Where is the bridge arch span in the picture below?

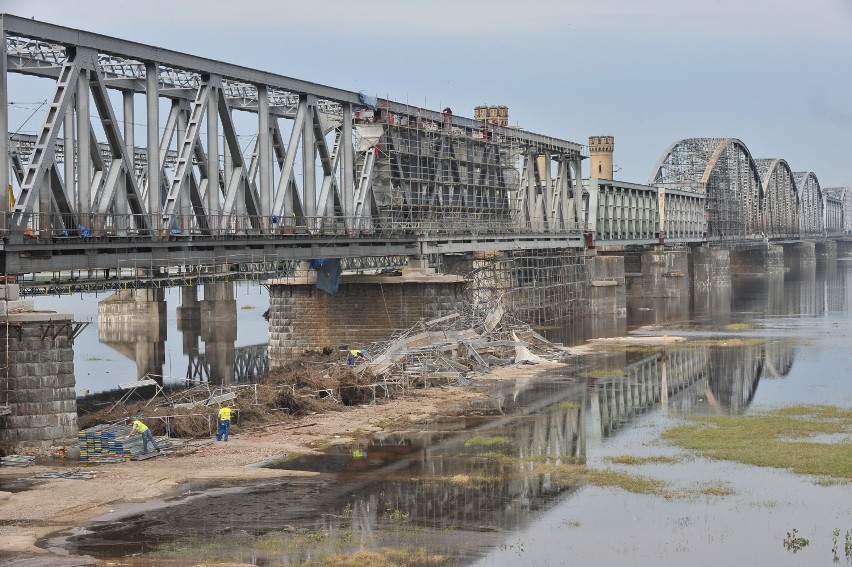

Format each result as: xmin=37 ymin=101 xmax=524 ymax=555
xmin=650 ymin=138 xmax=762 ymax=239
xmin=794 ymin=172 xmax=823 ymax=234
xmin=754 ymin=158 xmax=798 ymax=237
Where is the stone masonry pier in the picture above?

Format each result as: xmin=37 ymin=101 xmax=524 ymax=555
xmin=266 ymin=261 xmax=468 ymax=366
xmin=0 ymin=283 xmax=79 ymax=455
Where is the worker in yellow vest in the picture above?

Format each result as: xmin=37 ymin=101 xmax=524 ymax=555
xmin=216 ymin=405 xmax=232 ymax=441
xmin=127 ymin=418 xmax=160 ymax=454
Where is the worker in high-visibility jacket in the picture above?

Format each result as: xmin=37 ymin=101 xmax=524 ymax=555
xmin=347 ymin=349 xmax=367 ymax=366
xmin=216 ymin=405 xmax=232 ymax=441
xmin=127 ymin=419 xmax=160 ymax=454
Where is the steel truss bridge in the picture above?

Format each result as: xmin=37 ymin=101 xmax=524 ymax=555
xmin=0 ymin=14 xmax=586 ymax=278
xmin=0 ymin=16 xmax=847 ymax=287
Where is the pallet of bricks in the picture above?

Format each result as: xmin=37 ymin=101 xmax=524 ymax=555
xmin=78 ymin=423 xmax=134 ymax=463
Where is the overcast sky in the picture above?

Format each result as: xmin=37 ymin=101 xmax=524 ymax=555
xmin=4 ymin=0 xmax=852 ymax=186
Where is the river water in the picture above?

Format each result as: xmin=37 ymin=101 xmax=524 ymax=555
xmin=33 ymin=259 xmax=852 ymax=565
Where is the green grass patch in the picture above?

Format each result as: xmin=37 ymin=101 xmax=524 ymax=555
xmin=586 ymin=469 xmax=667 ymax=495
xmin=699 ymin=482 xmax=736 ymax=497
xmin=606 ymin=455 xmax=680 ymax=466
xmin=557 ymin=401 xmax=579 ymax=410
xmin=718 ymin=322 xmax=758 ymax=332
xmin=661 ymin=405 xmax=852 ymax=480
xmin=464 ymin=435 xmax=514 ymax=448
xmin=291 ymin=547 xmax=448 ymax=567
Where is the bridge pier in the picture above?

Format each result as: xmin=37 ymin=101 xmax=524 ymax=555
xmin=730 ymin=244 xmax=784 ymax=276
xmin=199 ymin=282 xmax=237 ymax=384
xmin=815 ymin=239 xmax=838 ymax=260
xmin=586 ymin=255 xmax=626 ymax=316
xmin=781 ymin=241 xmax=815 ymax=275
xmin=837 ymin=239 xmax=852 ymax=257
xmin=97 ymin=289 xmax=167 ymax=382
xmin=177 ymin=285 xmax=201 ymax=364
xmin=691 ymin=246 xmax=732 ymax=319
xmin=0 ymin=283 xmax=79 ymax=456
xmin=625 ymin=249 xmax=689 ymax=300
xmin=267 ymin=260 xmax=468 ymax=365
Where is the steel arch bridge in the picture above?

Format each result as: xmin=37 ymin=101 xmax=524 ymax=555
xmin=650 ymin=138 xmax=762 ymax=240
xmin=754 ymin=158 xmax=798 ymax=237
xmin=650 ymin=137 xmax=842 ymax=240
xmin=794 ymin=171 xmax=824 ymax=234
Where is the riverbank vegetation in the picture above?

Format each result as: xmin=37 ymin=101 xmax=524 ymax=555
xmin=661 ymin=405 xmax=852 ymax=481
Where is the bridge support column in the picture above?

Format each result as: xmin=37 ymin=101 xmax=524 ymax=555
xmin=625 ymin=249 xmax=689 ymax=299
xmin=0 ymin=283 xmax=79 ymax=456
xmin=586 ymin=256 xmax=625 ymax=316
xmin=781 ymin=242 xmax=815 ymax=276
xmin=177 ymin=286 xmax=202 ymax=372
xmin=97 ymin=289 xmax=167 ymax=382
xmin=266 ymin=266 xmax=468 ymax=365
xmin=815 ymin=239 xmax=837 ymax=260
xmin=200 ymin=282 xmax=237 ymax=384
xmin=691 ymin=246 xmax=731 ymax=319
xmin=837 ymin=239 xmax=852 ymax=257
xmin=729 ymin=244 xmax=784 ymax=276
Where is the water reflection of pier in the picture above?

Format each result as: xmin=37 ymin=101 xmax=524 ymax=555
xmin=186 ymin=343 xmax=268 ymax=384
xmin=98 ymin=282 xmax=268 ymax=387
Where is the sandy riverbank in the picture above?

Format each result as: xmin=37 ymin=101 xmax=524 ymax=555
xmin=0 ymin=333 xmax=684 ymax=563
xmin=0 ymin=379 xmax=495 ymax=561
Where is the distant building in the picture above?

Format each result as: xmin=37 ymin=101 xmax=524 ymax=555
xmin=589 ymin=136 xmax=615 ymax=180
xmin=474 ymin=105 xmax=509 ymax=126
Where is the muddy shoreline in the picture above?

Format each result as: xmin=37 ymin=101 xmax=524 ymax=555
xmin=0 ymin=371 xmax=517 ymax=564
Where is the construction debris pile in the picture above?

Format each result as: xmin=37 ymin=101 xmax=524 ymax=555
xmin=359 ymin=300 xmax=571 ymax=388
xmin=78 ymin=300 xmax=570 ymax=445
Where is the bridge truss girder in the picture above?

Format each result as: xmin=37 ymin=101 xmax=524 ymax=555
xmin=1 ymin=14 xmax=585 ymax=266
xmin=584 ymin=178 xmax=705 ymax=245
xmin=822 ymin=187 xmax=848 ymax=234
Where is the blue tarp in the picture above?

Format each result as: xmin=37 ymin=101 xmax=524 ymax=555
xmin=310 ymin=258 xmax=342 ymax=295
xmin=358 ymin=91 xmax=378 ymax=111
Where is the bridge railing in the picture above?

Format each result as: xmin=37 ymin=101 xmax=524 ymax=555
xmin=9 ymin=211 xmax=584 ymax=241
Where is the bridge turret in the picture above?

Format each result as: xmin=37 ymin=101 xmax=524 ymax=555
xmin=589 ymin=135 xmax=615 ymax=180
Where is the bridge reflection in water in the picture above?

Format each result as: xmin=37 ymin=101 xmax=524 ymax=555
xmin=66 ymin=339 xmax=794 ymax=563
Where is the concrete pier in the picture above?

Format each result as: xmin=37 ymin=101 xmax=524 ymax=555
xmin=0 ymin=284 xmax=79 ymax=455
xmin=97 ymin=289 xmax=167 ymax=381
xmin=586 ymin=255 xmax=626 ymax=316
xmin=730 ymin=244 xmax=784 ymax=276
xmin=625 ymin=249 xmax=689 ymax=299
xmin=815 ymin=239 xmax=838 ymax=260
xmin=199 ymin=282 xmax=237 ymax=384
xmin=781 ymin=241 xmax=815 ymax=276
